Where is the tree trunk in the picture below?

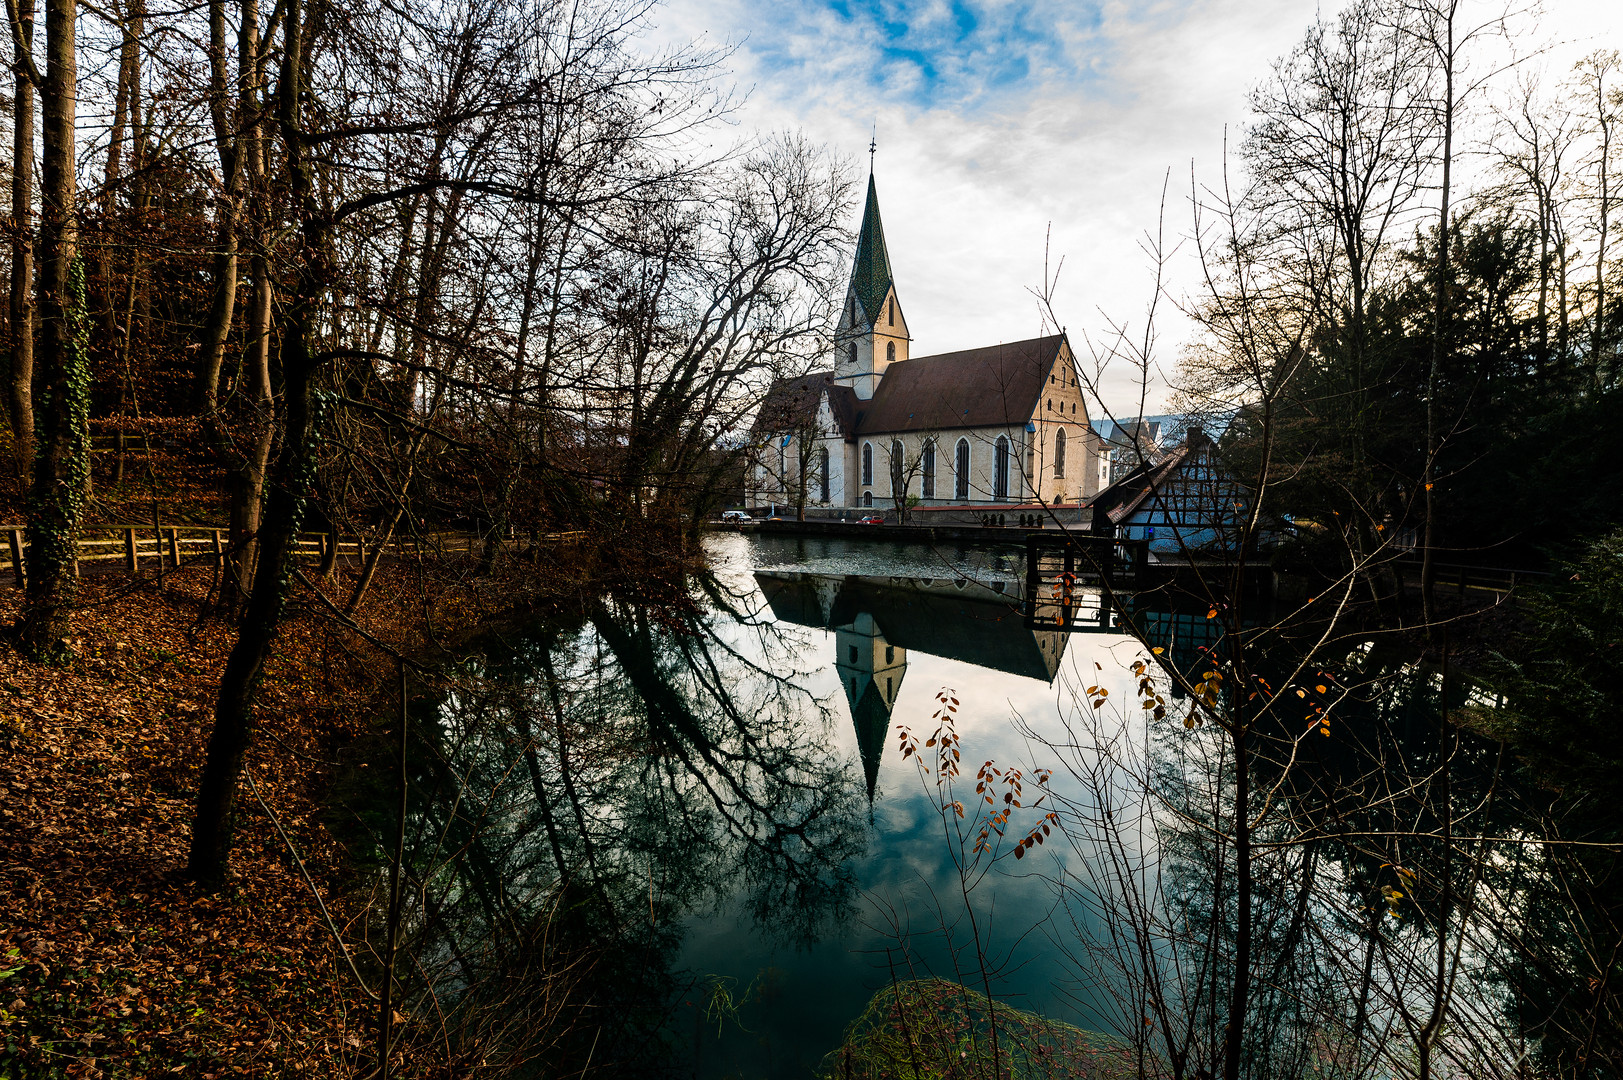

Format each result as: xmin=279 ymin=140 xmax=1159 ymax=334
xmin=187 ymin=0 xmax=324 ymax=885
xmin=1421 ymin=12 xmax=1456 ymax=630
xmin=196 ymin=0 xmax=242 ymax=416
xmin=347 ymin=505 xmax=402 ymax=615
xmin=1594 ymin=72 xmax=1613 ymax=388
xmin=8 ymin=0 xmax=36 ymax=479
xmin=186 ymin=306 xmax=320 ymax=882
xmin=207 ymin=0 xmax=270 ymax=614
xmin=96 ymin=0 xmax=138 ymax=417
xmin=17 ymin=0 xmax=84 ymax=661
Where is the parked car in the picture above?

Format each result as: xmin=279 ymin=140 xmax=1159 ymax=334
xmin=720 ymin=510 xmax=755 ymax=524
xmin=857 ymin=515 xmax=885 ymax=525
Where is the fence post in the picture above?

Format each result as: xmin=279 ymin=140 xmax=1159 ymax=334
xmin=125 ymin=528 xmax=138 ymax=573
xmin=212 ymin=530 xmax=224 ymax=566
xmin=167 ymin=528 xmax=181 ymax=568
xmin=8 ymin=528 xmax=24 ymax=589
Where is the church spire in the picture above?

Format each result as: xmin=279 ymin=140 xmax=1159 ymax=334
xmin=849 ymin=174 xmax=895 ymax=326
xmin=834 ymin=161 xmax=907 ymax=401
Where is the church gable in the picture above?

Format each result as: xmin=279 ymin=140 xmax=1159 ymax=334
xmin=837 ymin=283 xmax=908 ymax=343
xmin=1034 ymin=339 xmax=1090 ymax=424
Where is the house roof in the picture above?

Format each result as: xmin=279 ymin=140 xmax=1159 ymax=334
xmin=1093 ymin=445 xmax=1193 ymax=525
xmin=751 ymin=371 xmax=835 ymax=436
xmin=852 ymin=334 xmax=1065 ymax=436
xmin=825 ymin=384 xmax=859 ymax=437
xmin=752 ymin=370 xmax=859 ymax=438
xmin=850 ymin=175 xmax=895 ymax=323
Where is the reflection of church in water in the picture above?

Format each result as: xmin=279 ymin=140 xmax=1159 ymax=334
xmin=756 ymin=571 xmax=1070 ymax=800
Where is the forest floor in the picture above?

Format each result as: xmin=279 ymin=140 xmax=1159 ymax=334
xmin=0 ymin=539 xmax=648 ymax=1078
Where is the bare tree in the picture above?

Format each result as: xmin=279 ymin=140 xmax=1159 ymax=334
xmin=14 ymin=0 xmax=85 ymax=660
xmin=1572 ymin=50 xmax=1621 ymax=387
xmin=1490 ymin=70 xmax=1577 ymax=376
xmin=5 ymin=0 xmax=34 ymax=478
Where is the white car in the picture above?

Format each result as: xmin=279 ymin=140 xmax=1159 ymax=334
xmin=720 ymin=510 xmax=755 ymax=524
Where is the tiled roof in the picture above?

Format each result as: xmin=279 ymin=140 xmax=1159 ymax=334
xmin=852 ymin=335 xmax=1064 ymax=435
xmin=751 ymin=371 xmax=862 ymax=439
xmin=1094 ymin=445 xmax=1192 ymax=524
xmin=825 ymin=384 xmax=859 ymax=437
xmin=751 ymin=371 xmax=835 ymax=435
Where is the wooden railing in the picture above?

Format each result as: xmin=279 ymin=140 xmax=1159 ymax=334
xmin=0 ymin=526 xmax=492 ymax=588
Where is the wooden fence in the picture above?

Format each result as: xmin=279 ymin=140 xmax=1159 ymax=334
xmin=0 ymin=526 xmax=490 ymax=588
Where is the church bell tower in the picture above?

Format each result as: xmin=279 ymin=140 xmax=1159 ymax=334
xmin=834 ymin=169 xmax=910 ymax=400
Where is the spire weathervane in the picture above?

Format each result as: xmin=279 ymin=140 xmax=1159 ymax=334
xmin=869 ymin=125 xmax=877 ymax=172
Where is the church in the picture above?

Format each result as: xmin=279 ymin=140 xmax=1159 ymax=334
xmin=750 ymin=171 xmax=1109 ymax=513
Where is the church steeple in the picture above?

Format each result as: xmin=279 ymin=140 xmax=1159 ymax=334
xmin=850 ymin=176 xmax=895 ymax=326
xmin=834 ymin=172 xmax=910 ymax=399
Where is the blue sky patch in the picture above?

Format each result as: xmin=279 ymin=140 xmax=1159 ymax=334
xmin=747 ymin=0 xmax=1112 ymax=114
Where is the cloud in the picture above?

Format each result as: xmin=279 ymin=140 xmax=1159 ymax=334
xmin=648 ymin=0 xmax=1623 ymax=416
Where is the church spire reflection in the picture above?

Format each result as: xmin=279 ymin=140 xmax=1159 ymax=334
xmin=757 ymin=570 xmax=1076 ymax=803
xmin=834 ymin=613 xmax=906 ymax=801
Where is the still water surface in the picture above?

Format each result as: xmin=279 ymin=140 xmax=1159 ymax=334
xmin=388 ymin=533 xmax=1188 ymax=1078
xmin=676 ymin=533 xmax=1152 ymax=1077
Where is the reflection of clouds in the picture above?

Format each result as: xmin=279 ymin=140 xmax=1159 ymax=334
xmin=675 ymin=536 xmax=1161 ymax=1062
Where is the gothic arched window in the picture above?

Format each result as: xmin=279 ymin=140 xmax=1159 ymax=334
xmin=848 ymin=341 xmax=857 ymax=366
xmin=1054 ymin=428 xmax=1067 ymax=479
xmin=890 ymin=440 xmax=905 ymax=497
xmin=818 ymin=446 xmax=830 ymax=503
xmin=861 ymin=442 xmax=873 ymax=486
xmin=886 ymin=340 xmax=895 ymax=364
xmin=863 ymin=491 xmax=873 ymax=507
xmin=888 ymin=297 xmax=894 ymax=325
xmin=921 ymin=440 xmax=936 ymax=498
xmin=955 ymin=439 xmax=970 ymax=500
xmin=994 ymin=436 xmax=1010 ymax=500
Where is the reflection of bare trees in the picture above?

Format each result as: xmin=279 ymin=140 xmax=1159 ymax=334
xmin=1011 ymin=620 xmax=1621 ymax=1080
xmin=345 ymin=581 xmax=865 ymax=1074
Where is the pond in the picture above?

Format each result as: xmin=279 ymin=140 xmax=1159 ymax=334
xmin=350 ymin=531 xmax=1180 ymax=1078
xmin=679 ymin=534 xmax=1148 ymax=1077
xmin=333 ymin=530 xmax=1621 ymax=1079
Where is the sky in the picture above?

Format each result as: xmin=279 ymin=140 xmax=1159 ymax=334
xmin=646 ymin=0 xmax=1623 ymax=418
